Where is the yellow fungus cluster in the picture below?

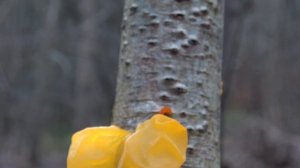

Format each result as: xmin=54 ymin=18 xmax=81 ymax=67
xmin=67 ymin=114 xmax=187 ymax=168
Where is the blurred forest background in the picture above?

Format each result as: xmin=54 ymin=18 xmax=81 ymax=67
xmin=0 ymin=0 xmax=299 ymax=168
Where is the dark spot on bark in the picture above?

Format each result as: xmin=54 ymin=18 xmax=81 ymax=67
xmin=163 ymin=44 xmax=181 ymax=55
xmin=191 ymin=7 xmax=201 ymax=17
xmin=172 ymin=29 xmax=186 ymax=39
xmin=163 ymin=19 xmax=174 ymax=27
xmin=125 ymin=59 xmax=131 ymax=66
xmin=200 ymin=7 xmax=209 ymax=16
xmin=204 ymin=101 xmax=210 ymax=108
xmin=142 ymin=10 xmax=150 ymax=17
xmin=207 ymin=1 xmax=215 ymax=7
xmin=164 ymin=65 xmax=174 ymax=70
xmin=150 ymin=14 xmax=158 ymax=19
xmin=130 ymin=23 xmax=137 ymax=29
xmin=162 ymin=76 xmax=177 ymax=85
xmin=125 ymin=75 xmax=131 ymax=79
xmin=147 ymin=39 xmax=158 ymax=47
xmin=129 ymin=3 xmax=138 ymax=14
xmin=187 ymin=146 xmax=194 ymax=155
xmin=200 ymin=21 xmax=211 ymax=29
xmin=179 ymin=112 xmax=187 ymax=118
xmin=138 ymin=26 xmax=146 ymax=33
xmin=188 ymin=16 xmax=197 ymax=22
xmin=196 ymin=121 xmax=208 ymax=133
xmin=181 ymin=43 xmax=190 ymax=49
xmin=188 ymin=38 xmax=199 ymax=45
xmin=196 ymin=125 xmax=205 ymax=133
xmin=170 ymin=48 xmax=179 ymax=55
xmin=169 ymin=11 xmax=185 ymax=20
xmin=148 ymin=20 xmax=160 ymax=28
xmin=159 ymin=92 xmax=171 ymax=101
xmin=204 ymin=44 xmax=210 ymax=51
xmin=187 ymin=125 xmax=194 ymax=132
xmin=171 ymin=83 xmax=188 ymax=95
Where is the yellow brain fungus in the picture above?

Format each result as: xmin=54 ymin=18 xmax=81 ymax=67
xmin=67 ymin=126 xmax=130 ymax=168
xmin=118 ymin=114 xmax=188 ymax=168
xmin=67 ymin=111 xmax=188 ymax=168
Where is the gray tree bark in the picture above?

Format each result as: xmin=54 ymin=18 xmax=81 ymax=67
xmin=113 ymin=0 xmax=223 ymax=167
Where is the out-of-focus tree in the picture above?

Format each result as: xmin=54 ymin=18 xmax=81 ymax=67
xmin=222 ymin=0 xmax=300 ymax=167
xmin=73 ymin=0 xmax=124 ymax=129
xmin=223 ymin=0 xmax=300 ymax=133
xmin=0 ymin=0 xmax=123 ymax=167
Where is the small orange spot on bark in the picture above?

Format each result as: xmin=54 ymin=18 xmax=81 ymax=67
xmin=159 ymin=106 xmax=173 ymax=115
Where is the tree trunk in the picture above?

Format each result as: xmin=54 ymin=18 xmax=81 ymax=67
xmin=113 ymin=0 xmax=223 ymax=167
